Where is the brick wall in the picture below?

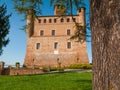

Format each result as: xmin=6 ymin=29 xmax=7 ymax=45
xmin=9 ymin=69 xmax=43 ymax=75
xmin=0 ymin=68 xmax=43 ymax=75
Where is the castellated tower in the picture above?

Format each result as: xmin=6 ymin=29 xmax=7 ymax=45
xmin=26 ymin=9 xmax=34 ymax=38
xmin=54 ymin=5 xmax=65 ymax=15
xmin=24 ymin=5 xmax=89 ymax=68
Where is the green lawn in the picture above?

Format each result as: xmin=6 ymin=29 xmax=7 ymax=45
xmin=0 ymin=72 xmax=92 ymax=90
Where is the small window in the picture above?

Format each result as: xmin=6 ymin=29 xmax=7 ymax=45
xmin=67 ymin=29 xmax=71 ymax=35
xmin=52 ymin=30 xmax=55 ymax=36
xmin=36 ymin=43 xmax=40 ymax=49
xmin=54 ymin=42 xmax=58 ymax=49
xmin=49 ymin=19 xmax=52 ymax=23
xmin=44 ymin=19 xmax=46 ymax=23
xmin=54 ymin=19 xmax=57 ymax=23
xmin=67 ymin=18 xmax=70 ymax=22
xmin=67 ymin=42 xmax=71 ymax=49
xmin=40 ymin=30 xmax=44 ymax=36
xmin=38 ymin=19 xmax=41 ymax=23
xmin=73 ymin=18 xmax=76 ymax=22
xmin=61 ymin=18 xmax=64 ymax=22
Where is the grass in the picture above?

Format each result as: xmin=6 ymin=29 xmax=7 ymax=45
xmin=0 ymin=72 xmax=92 ymax=90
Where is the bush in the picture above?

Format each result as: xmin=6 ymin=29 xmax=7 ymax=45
xmin=90 ymin=63 xmax=92 ymax=65
xmin=50 ymin=67 xmax=58 ymax=71
xmin=67 ymin=64 xmax=92 ymax=69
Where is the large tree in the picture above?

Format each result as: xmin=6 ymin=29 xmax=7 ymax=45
xmin=90 ymin=0 xmax=120 ymax=90
xmin=0 ymin=4 xmax=11 ymax=55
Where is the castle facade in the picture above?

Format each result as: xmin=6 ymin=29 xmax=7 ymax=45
xmin=24 ymin=5 xmax=89 ymax=68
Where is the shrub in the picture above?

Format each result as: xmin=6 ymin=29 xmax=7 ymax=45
xmin=50 ymin=67 xmax=58 ymax=71
xmin=16 ymin=62 xmax=20 ymax=65
xmin=67 ymin=64 xmax=92 ymax=69
xmin=90 ymin=63 xmax=92 ymax=65
xmin=15 ymin=62 xmax=20 ymax=69
xmin=15 ymin=62 xmax=20 ymax=67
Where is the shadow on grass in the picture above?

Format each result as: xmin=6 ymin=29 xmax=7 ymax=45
xmin=74 ymin=80 xmax=92 ymax=90
xmin=75 ymin=79 xmax=91 ymax=83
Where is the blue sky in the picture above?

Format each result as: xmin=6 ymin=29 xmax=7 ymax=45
xmin=0 ymin=0 xmax=91 ymax=66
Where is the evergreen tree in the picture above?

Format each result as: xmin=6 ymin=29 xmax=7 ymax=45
xmin=0 ymin=4 xmax=11 ymax=55
xmin=12 ymin=0 xmax=43 ymax=37
xmin=12 ymin=0 xmax=43 ymax=18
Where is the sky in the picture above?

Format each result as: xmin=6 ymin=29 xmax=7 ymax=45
xmin=0 ymin=0 xmax=92 ymax=66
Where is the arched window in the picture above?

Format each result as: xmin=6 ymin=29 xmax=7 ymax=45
xmin=54 ymin=19 xmax=57 ymax=23
xmin=38 ymin=19 xmax=41 ymax=23
xmin=49 ymin=19 xmax=52 ymax=23
xmin=61 ymin=18 xmax=64 ymax=22
xmin=67 ymin=18 xmax=70 ymax=22
xmin=44 ymin=19 xmax=46 ymax=23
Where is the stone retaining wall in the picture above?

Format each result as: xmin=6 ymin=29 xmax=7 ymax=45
xmin=0 ymin=68 xmax=43 ymax=75
xmin=9 ymin=69 xmax=43 ymax=75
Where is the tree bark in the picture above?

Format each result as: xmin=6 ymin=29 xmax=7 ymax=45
xmin=90 ymin=0 xmax=120 ymax=90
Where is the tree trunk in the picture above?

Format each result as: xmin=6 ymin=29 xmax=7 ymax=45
xmin=90 ymin=0 xmax=120 ymax=90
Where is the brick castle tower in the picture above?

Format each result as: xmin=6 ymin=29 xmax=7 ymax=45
xmin=24 ymin=5 xmax=89 ymax=68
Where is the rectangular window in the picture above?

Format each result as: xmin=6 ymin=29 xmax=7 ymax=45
xmin=40 ymin=30 xmax=44 ymax=36
xmin=67 ymin=29 xmax=71 ymax=35
xmin=67 ymin=42 xmax=71 ymax=49
xmin=61 ymin=18 xmax=64 ymax=22
xmin=36 ymin=43 xmax=40 ymax=49
xmin=54 ymin=42 xmax=58 ymax=49
xmin=52 ymin=30 xmax=55 ymax=36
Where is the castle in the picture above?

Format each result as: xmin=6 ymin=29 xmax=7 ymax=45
xmin=24 ymin=5 xmax=89 ymax=68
